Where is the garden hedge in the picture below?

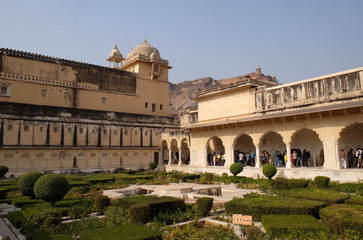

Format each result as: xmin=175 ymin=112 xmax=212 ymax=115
xmin=79 ymin=224 xmax=162 ymax=240
xmin=18 ymin=171 xmax=43 ymax=198
xmin=128 ymin=204 xmax=151 ymax=224
xmin=345 ymin=196 xmax=363 ymax=205
xmin=320 ymin=204 xmax=363 ymax=238
xmin=195 ymin=197 xmax=213 ymax=217
xmin=94 ymin=195 xmax=110 ymax=213
xmin=115 ymin=195 xmax=186 ymax=217
xmin=284 ymin=189 xmax=350 ymax=205
xmin=0 ymin=165 xmax=9 ymax=178
xmin=149 ymin=162 xmax=157 ymax=170
xmin=314 ymin=176 xmax=330 ymax=188
xmin=262 ymin=215 xmax=329 ymax=238
xmin=271 ymin=178 xmax=310 ymax=190
xmin=11 ymin=196 xmax=44 ymax=208
xmin=330 ymin=182 xmax=363 ymax=195
xmin=225 ymin=196 xmax=326 ymax=221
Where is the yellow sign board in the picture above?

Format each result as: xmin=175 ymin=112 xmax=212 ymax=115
xmin=232 ymin=214 xmax=243 ymax=224
xmin=233 ymin=214 xmax=252 ymax=225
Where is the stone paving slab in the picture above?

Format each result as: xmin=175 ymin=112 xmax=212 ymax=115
xmin=0 ymin=218 xmax=18 ymax=240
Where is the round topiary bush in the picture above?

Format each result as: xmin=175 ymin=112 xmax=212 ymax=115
xmin=149 ymin=162 xmax=157 ymax=171
xmin=262 ymin=164 xmax=277 ymax=180
xmin=201 ymin=172 xmax=214 ymax=183
xmin=0 ymin=165 xmax=9 ymax=178
xmin=18 ymin=171 xmax=43 ymax=198
xmin=128 ymin=204 xmax=151 ymax=224
xmin=230 ymin=163 xmax=243 ymax=177
xmin=195 ymin=197 xmax=214 ymax=217
xmin=314 ymin=176 xmax=330 ymax=188
xmin=34 ymin=174 xmax=70 ymax=205
xmin=95 ymin=195 xmax=111 ymax=214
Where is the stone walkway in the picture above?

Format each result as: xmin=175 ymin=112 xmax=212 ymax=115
xmin=103 ymin=183 xmax=260 ymax=202
xmin=0 ymin=203 xmax=25 ymax=240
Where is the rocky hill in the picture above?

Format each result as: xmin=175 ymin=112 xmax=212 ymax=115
xmin=169 ymin=67 xmax=278 ymax=114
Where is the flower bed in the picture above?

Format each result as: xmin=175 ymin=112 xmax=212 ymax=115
xmin=114 ymin=195 xmax=186 ymax=217
xmin=284 ymin=188 xmax=350 ymax=205
xmin=320 ymin=204 xmax=363 ymax=238
xmin=79 ymin=224 xmax=162 ymax=240
xmin=225 ymin=196 xmax=326 ymax=221
xmin=262 ymin=215 xmax=329 ymax=238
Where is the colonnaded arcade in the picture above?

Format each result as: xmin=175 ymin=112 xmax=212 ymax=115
xmin=162 ymin=67 xmax=363 ymax=182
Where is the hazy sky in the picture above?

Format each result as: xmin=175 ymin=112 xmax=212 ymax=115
xmin=1 ymin=0 xmax=362 ymax=84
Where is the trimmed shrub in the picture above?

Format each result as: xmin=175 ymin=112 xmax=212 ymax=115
xmin=32 ymin=233 xmax=74 ymax=240
xmin=262 ymin=215 xmax=329 ymax=239
xmin=11 ymin=196 xmax=43 ymax=208
xmin=225 ymin=196 xmax=326 ymax=221
xmin=262 ymin=164 xmax=276 ymax=180
xmin=201 ymin=172 xmax=214 ymax=183
xmin=271 ymin=178 xmax=310 ymax=190
xmin=18 ymin=171 xmax=43 ymax=198
xmin=34 ymin=174 xmax=70 ymax=205
xmin=180 ymin=173 xmax=200 ymax=182
xmin=149 ymin=162 xmax=157 ymax=171
xmin=128 ymin=204 xmax=151 ymax=224
xmin=114 ymin=195 xmax=186 ymax=217
xmin=330 ymin=182 xmax=363 ymax=195
xmin=79 ymin=224 xmax=162 ymax=240
xmin=195 ymin=197 xmax=213 ymax=217
xmin=7 ymin=211 xmax=25 ymax=228
xmin=320 ymin=204 xmax=363 ymax=238
xmin=0 ymin=165 xmax=9 ymax=178
xmin=314 ymin=176 xmax=330 ymax=188
xmin=104 ymin=206 xmax=128 ymax=225
xmin=284 ymin=189 xmax=350 ymax=206
xmin=0 ymin=188 xmax=7 ymax=199
xmin=345 ymin=196 xmax=363 ymax=205
xmin=245 ymin=225 xmax=266 ymax=240
xmin=94 ymin=195 xmax=110 ymax=213
xmin=230 ymin=163 xmax=243 ymax=177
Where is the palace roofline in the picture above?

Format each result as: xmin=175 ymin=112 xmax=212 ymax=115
xmin=0 ymin=48 xmax=137 ymax=77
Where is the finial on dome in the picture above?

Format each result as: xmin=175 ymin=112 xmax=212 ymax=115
xmin=144 ymin=37 xmax=147 ymax=43
xmin=114 ymin=43 xmax=118 ymax=49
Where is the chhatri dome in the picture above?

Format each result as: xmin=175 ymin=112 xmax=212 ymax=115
xmin=106 ymin=44 xmax=124 ymax=68
xmin=122 ymin=37 xmax=170 ymax=69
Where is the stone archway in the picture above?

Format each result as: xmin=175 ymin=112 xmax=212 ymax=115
xmin=291 ymin=128 xmax=323 ymax=167
xmin=206 ymin=137 xmax=225 ymax=166
xmin=161 ymin=140 xmax=169 ymax=165
xmin=338 ymin=122 xmax=363 ymax=168
xmin=259 ymin=131 xmax=285 ymax=167
xmin=233 ymin=134 xmax=255 ymax=166
xmin=180 ymin=138 xmax=190 ymax=165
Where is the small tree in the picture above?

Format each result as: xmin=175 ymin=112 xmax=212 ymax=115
xmin=18 ymin=171 xmax=43 ymax=198
xmin=128 ymin=204 xmax=151 ymax=224
xmin=0 ymin=165 xmax=9 ymax=178
xmin=230 ymin=163 xmax=243 ymax=177
xmin=94 ymin=195 xmax=111 ymax=214
xmin=262 ymin=164 xmax=277 ymax=180
xmin=34 ymin=174 xmax=70 ymax=205
xmin=149 ymin=162 xmax=157 ymax=171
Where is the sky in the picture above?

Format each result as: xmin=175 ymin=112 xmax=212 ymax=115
xmin=1 ymin=0 xmax=362 ymax=84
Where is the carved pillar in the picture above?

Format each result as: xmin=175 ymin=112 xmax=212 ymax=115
xmin=178 ymin=147 xmax=182 ymax=165
xmin=255 ymin=147 xmax=260 ymax=168
xmin=159 ymin=149 xmax=163 ymax=166
xmin=168 ymin=148 xmax=172 ymax=165
xmin=286 ymin=144 xmax=292 ymax=168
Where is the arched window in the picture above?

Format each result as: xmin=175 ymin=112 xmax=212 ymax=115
xmin=0 ymin=83 xmax=10 ymax=96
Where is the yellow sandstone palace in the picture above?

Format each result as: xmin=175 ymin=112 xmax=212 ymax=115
xmin=1 ymin=40 xmax=362 ymax=181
